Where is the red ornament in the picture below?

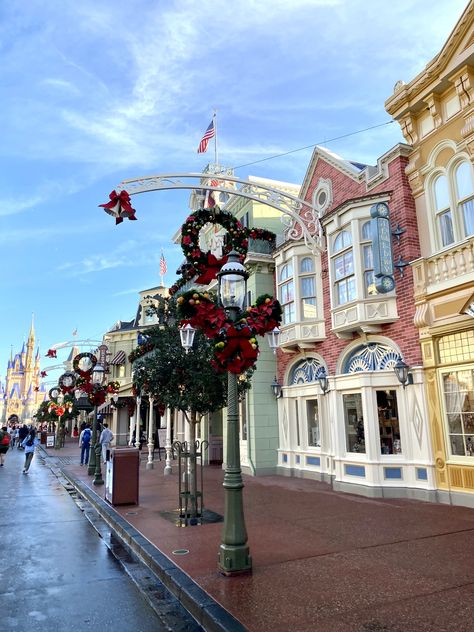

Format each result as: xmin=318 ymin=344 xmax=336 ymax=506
xmin=100 ymin=189 xmax=137 ymax=224
xmin=46 ymin=349 xmax=57 ymax=358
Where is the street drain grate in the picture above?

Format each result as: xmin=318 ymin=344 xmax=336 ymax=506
xmin=172 ymin=549 xmax=189 ymax=555
xmin=126 ymin=511 xmax=138 ymax=515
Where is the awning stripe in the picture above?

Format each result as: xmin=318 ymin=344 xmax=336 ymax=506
xmin=110 ymin=350 xmax=126 ymax=365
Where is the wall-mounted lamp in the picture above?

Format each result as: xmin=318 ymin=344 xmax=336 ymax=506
xmin=394 ymin=359 xmax=414 ymax=388
xmin=393 ymin=255 xmax=409 ymax=277
xmin=317 ymin=371 xmax=330 ymax=395
xmin=271 ymin=376 xmax=282 ymax=399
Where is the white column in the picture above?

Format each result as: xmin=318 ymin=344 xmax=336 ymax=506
xmin=164 ymin=408 xmax=173 ymax=476
xmin=146 ymin=395 xmax=155 ymax=470
xmin=129 ymin=395 xmax=140 ymax=446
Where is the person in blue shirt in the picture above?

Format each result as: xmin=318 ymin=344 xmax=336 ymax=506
xmin=79 ymin=424 xmax=92 ymax=466
xmin=21 ymin=428 xmax=39 ymax=474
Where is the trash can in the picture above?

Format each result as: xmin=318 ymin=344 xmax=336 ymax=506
xmin=105 ymin=448 xmax=139 ymax=506
xmin=40 ymin=431 xmax=47 ymax=445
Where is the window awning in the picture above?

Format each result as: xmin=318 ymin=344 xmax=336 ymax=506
xmin=110 ymin=350 xmax=126 ymax=365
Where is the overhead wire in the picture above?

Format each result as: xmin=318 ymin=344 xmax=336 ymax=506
xmin=228 ymin=120 xmax=396 ymax=172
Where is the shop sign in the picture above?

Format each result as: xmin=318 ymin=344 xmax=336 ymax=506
xmin=370 ymin=202 xmax=395 ymax=293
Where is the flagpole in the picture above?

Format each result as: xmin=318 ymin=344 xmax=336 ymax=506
xmin=213 ymin=109 xmax=218 ymax=167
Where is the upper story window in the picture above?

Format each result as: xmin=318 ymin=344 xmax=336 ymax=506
xmin=279 ymin=262 xmax=295 ymax=324
xmin=361 ymin=221 xmax=378 ymax=297
xmin=332 ymin=230 xmax=355 ymax=305
xmin=300 ymin=257 xmax=317 ymax=319
xmin=430 ymin=159 xmax=474 ymax=249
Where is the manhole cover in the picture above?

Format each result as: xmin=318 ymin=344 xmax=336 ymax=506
xmin=172 ymin=549 xmax=189 ymax=555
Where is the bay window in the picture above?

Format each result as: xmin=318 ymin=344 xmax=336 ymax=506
xmin=333 ymin=230 xmax=355 ymax=305
xmin=300 ymin=257 xmax=317 ymax=319
xmin=279 ymin=262 xmax=295 ymax=324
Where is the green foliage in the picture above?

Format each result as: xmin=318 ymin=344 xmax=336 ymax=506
xmin=132 ymin=296 xmax=253 ymax=417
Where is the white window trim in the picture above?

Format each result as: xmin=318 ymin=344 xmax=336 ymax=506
xmin=277 ymin=253 xmax=322 ymax=325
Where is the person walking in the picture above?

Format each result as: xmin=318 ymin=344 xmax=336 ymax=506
xmin=79 ymin=424 xmax=92 ymax=466
xmin=21 ymin=428 xmax=39 ymax=473
xmin=0 ymin=426 xmax=11 ymax=467
xmin=99 ymin=423 xmax=114 ymax=464
xmin=18 ymin=424 xmax=28 ymax=450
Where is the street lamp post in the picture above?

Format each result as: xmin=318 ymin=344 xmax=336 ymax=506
xmin=216 ymin=252 xmax=252 ymax=576
xmin=178 ymin=251 xmax=281 ymax=574
xmin=55 ymin=392 xmax=64 ymax=450
xmin=88 ymin=363 xmax=105 ymax=478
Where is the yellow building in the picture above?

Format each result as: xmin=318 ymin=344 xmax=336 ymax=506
xmin=1 ymin=318 xmax=46 ymax=424
xmin=385 ymin=0 xmax=474 ymax=506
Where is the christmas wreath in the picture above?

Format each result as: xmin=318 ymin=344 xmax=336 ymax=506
xmin=169 ymin=208 xmax=275 ymax=294
xmin=177 ymin=290 xmax=282 ymax=374
xmin=73 ymin=352 xmax=97 ymax=379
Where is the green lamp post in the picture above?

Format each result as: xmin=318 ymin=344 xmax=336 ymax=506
xmin=216 ymin=251 xmax=252 ymax=575
xmin=88 ymin=363 xmax=105 ymax=479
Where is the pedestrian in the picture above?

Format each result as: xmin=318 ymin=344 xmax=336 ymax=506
xmin=73 ymin=424 xmax=79 ymax=438
xmin=21 ymin=428 xmax=39 ymax=473
xmin=99 ymin=423 xmax=114 ymax=464
xmin=11 ymin=425 xmax=19 ymax=448
xmin=18 ymin=424 xmax=28 ymax=449
xmin=0 ymin=426 xmax=11 ymax=466
xmin=80 ymin=420 xmax=86 ymax=433
xmin=79 ymin=424 xmax=92 ymax=466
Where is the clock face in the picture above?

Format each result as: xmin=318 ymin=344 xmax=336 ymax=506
xmin=376 ymin=203 xmax=389 ymax=218
xmin=49 ymin=387 xmax=60 ymax=400
xmin=376 ymin=275 xmax=395 ymax=293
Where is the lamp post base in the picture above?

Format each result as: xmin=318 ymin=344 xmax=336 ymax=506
xmin=218 ymin=544 xmax=252 ymax=576
xmin=93 ymin=443 xmax=104 ymax=485
xmin=87 ymin=446 xmax=96 ymax=476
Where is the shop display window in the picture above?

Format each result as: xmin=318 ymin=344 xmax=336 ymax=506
xmin=306 ymin=400 xmax=320 ymax=447
xmin=343 ymin=393 xmax=365 ymax=453
xmin=376 ymin=390 xmax=401 ymax=454
xmin=442 ymin=369 xmax=474 ymax=457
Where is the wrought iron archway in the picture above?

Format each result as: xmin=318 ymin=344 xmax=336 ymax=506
xmin=113 ymin=172 xmax=323 ymax=253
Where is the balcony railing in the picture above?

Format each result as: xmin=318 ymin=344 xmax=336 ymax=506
xmin=412 ymin=238 xmax=474 ymax=297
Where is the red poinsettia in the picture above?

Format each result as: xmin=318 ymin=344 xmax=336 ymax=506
xmin=40 ymin=371 xmax=48 ymax=378
xmin=46 ymin=349 xmax=57 ymax=358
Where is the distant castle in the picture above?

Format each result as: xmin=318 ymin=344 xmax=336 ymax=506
xmin=0 ymin=317 xmax=46 ymax=423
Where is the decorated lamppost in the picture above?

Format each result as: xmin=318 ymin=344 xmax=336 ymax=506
xmin=91 ymin=363 xmax=105 ymax=485
xmin=216 ymin=252 xmax=252 ymax=575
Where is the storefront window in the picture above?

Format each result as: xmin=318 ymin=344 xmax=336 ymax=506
xmin=240 ymin=394 xmax=247 ymax=441
xmin=442 ymin=369 xmax=474 ymax=457
xmin=343 ymin=393 xmax=365 ymax=453
xmin=306 ymin=400 xmax=320 ymax=447
xmin=376 ymin=390 xmax=401 ymax=454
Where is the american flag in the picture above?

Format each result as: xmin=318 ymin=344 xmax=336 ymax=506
xmin=197 ymin=119 xmax=215 ymax=153
xmin=160 ymin=252 xmax=167 ymax=276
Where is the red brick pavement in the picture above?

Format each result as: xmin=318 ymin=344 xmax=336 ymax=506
xmin=44 ymin=439 xmax=474 ymax=631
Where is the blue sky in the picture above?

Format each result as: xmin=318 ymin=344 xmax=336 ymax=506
xmin=0 ymin=0 xmax=468 ymax=385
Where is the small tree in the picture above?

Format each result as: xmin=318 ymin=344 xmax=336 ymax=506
xmin=131 ymin=296 xmax=252 ymax=518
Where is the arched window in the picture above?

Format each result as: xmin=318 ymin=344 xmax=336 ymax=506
xmin=332 ymin=230 xmax=355 ymax=305
xmin=289 ymin=358 xmax=325 ymax=384
xmin=455 ymin=161 xmax=474 ymax=238
xmin=342 ymin=342 xmax=401 ymax=373
xmin=434 ymin=174 xmax=454 ymax=247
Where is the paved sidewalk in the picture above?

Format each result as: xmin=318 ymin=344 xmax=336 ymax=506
xmin=43 ymin=440 xmax=474 ymax=631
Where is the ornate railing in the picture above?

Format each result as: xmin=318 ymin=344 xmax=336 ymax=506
xmin=412 ymin=238 xmax=474 ymax=297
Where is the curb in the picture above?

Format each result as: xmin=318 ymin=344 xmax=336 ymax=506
xmin=56 ymin=465 xmax=246 ymax=632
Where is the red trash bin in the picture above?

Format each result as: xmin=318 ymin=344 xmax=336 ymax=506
xmin=105 ymin=448 xmax=139 ymax=506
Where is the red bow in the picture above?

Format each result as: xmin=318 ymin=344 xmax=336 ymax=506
xmin=195 ymin=253 xmax=228 ymax=285
xmin=214 ymin=325 xmax=258 ymax=374
xmin=99 ymin=189 xmax=137 ymax=224
xmin=46 ymin=349 xmax=57 ymax=358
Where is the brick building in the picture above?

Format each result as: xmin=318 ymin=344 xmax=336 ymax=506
xmin=274 ymin=143 xmax=435 ymax=499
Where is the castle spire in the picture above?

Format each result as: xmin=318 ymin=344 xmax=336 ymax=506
xmin=29 ymin=313 xmax=35 ymax=343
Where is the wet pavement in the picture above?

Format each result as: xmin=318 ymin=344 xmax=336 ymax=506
xmin=0 ymin=445 xmax=201 ymax=632
xmin=15 ymin=440 xmax=474 ymax=631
